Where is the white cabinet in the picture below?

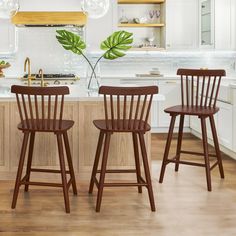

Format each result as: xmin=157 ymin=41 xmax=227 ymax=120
xmin=217 ymin=102 xmax=233 ymax=149
xmin=230 ymin=0 xmax=236 ymax=50
xmin=152 ymin=80 xmax=189 ymax=129
xmin=214 ymin=0 xmax=232 ymax=50
xmin=190 ymin=101 xmax=233 ymax=150
xmin=165 ymin=0 xmax=198 ymax=49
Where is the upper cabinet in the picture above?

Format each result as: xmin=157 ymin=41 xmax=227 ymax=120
xmin=199 ymin=0 xmax=214 ymax=48
xmin=165 ymin=0 xmax=198 ymax=49
xmin=214 ymin=0 xmax=234 ymax=50
xmin=199 ymin=0 xmax=236 ymax=50
xmin=85 ymin=0 xmax=236 ymax=51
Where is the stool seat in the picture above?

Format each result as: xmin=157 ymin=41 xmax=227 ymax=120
xmin=165 ymin=105 xmax=219 ymax=116
xmin=93 ymin=119 xmax=151 ymax=132
xmin=17 ymin=119 xmax=74 ymax=132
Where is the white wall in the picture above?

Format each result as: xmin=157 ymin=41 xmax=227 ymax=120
xmin=19 ymin=0 xmax=81 ymax=11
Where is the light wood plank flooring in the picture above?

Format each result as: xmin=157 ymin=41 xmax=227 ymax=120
xmin=0 ymin=134 xmax=236 ymax=236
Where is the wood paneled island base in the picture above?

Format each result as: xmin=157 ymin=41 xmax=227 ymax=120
xmin=0 ymin=101 xmax=150 ymax=180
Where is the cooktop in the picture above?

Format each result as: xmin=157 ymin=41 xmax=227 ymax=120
xmin=23 ymin=73 xmax=76 ymax=79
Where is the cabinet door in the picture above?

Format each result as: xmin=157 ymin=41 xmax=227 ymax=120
xmin=215 ymin=0 xmax=232 ymax=50
xmin=217 ymin=102 xmax=233 ymax=149
xmin=166 ymin=0 xmax=198 ymax=49
xmin=157 ymin=81 xmax=189 ymax=128
xmin=86 ymin=0 xmax=116 ymax=51
xmin=190 ymin=101 xmax=233 ymax=150
xmin=230 ymin=0 xmax=236 ymax=50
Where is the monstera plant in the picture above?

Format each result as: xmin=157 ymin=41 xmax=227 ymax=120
xmin=56 ymin=30 xmax=133 ymax=90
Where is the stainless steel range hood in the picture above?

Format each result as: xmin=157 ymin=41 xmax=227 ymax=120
xmin=11 ymin=11 xmax=87 ymax=27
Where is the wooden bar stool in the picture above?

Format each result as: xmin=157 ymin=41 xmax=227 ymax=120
xmin=89 ymin=86 xmax=158 ymax=212
xmin=159 ymin=69 xmax=226 ymax=191
xmin=11 ymin=85 xmax=77 ymax=213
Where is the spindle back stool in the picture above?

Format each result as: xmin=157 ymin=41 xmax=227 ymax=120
xmin=159 ymin=69 xmax=226 ymax=191
xmin=89 ymin=85 xmax=158 ymax=212
xmin=11 ymin=85 xmax=77 ymax=213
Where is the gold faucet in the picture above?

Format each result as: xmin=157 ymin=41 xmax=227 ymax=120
xmin=38 ymin=69 xmax=46 ymax=87
xmin=24 ymin=57 xmax=35 ymax=86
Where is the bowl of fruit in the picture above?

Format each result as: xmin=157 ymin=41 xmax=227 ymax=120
xmin=0 ymin=60 xmax=11 ymax=78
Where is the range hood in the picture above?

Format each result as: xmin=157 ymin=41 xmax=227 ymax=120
xmin=11 ymin=11 xmax=87 ymax=27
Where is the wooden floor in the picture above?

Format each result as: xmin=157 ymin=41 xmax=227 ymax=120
xmin=1 ymin=134 xmax=236 ymax=236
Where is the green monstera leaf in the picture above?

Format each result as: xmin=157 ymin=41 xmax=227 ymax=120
xmin=56 ymin=30 xmax=86 ymax=55
xmin=100 ymin=30 xmax=133 ymax=60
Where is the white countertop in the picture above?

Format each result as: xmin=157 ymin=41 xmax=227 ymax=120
xmin=0 ymin=78 xmax=165 ymax=101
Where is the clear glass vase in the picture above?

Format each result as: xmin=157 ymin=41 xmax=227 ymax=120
xmin=86 ymin=62 xmax=101 ymax=91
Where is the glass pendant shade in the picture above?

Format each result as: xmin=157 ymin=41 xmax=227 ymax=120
xmin=81 ymin=0 xmax=109 ymax=19
xmin=0 ymin=0 xmax=19 ymax=19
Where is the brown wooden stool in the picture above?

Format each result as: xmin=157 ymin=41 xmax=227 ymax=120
xmin=11 ymin=85 xmax=77 ymax=213
xmin=89 ymin=86 xmax=158 ymax=212
xmin=159 ymin=69 xmax=226 ymax=191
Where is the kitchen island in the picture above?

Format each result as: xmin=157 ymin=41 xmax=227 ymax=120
xmin=0 ymin=78 xmax=164 ymax=180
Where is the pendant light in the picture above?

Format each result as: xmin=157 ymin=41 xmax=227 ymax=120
xmin=81 ymin=0 xmax=109 ymax=19
xmin=0 ymin=0 xmax=19 ymax=19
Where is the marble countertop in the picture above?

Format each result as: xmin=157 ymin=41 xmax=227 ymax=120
xmin=0 ymin=78 xmax=165 ymax=101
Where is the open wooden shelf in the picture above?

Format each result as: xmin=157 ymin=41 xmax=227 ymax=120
xmin=118 ymin=23 xmax=165 ymax=27
xmin=118 ymin=0 xmax=165 ymax=4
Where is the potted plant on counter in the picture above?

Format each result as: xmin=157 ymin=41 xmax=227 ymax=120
xmin=56 ymin=30 xmax=133 ymax=91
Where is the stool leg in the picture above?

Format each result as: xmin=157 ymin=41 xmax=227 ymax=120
xmin=200 ymin=117 xmax=212 ymax=191
xmin=12 ymin=132 xmax=29 ymax=209
xmin=159 ymin=115 xmax=176 ymax=183
xmin=132 ymin=132 xmax=142 ymax=193
xmin=209 ymin=115 xmax=224 ymax=179
xmin=89 ymin=131 xmax=105 ymax=194
xmin=139 ymin=133 xmax=155 ymax=211
xmin=63 ymin=132 xmax=78 ymax=195
xmin=57 ymin=133 xmax=70 ymax=213
xmin=175 ymin=115 xmax=185 ymax=172
xmin=24 ymin=132 xmax=35 ymax=192
xmin=96 ymin=132 xmax=111 ymax=212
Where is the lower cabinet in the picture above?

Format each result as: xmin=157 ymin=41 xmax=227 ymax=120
xmin=190 ymin=101 xmax=233 ymax=150
xmin=152 ymin=80 xmax=190 ymax=130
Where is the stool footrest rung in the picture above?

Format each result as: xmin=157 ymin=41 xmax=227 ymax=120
xmin=94 ymin=177 xmax=148 ymax=188
xmin=97 ymin=169 xmax=137 ymax=174
xmin=20 ymin=181 xmax=63 ymax=188
xmin=103 ymin=182 xmax=148 ymax=187
xmin=180 ymin=150 xmax=217 ymax=157
xmin=30 ymin=168 xmax=70 ymax=174
xmin=167 ymin=159 xmax=206 ymax=167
